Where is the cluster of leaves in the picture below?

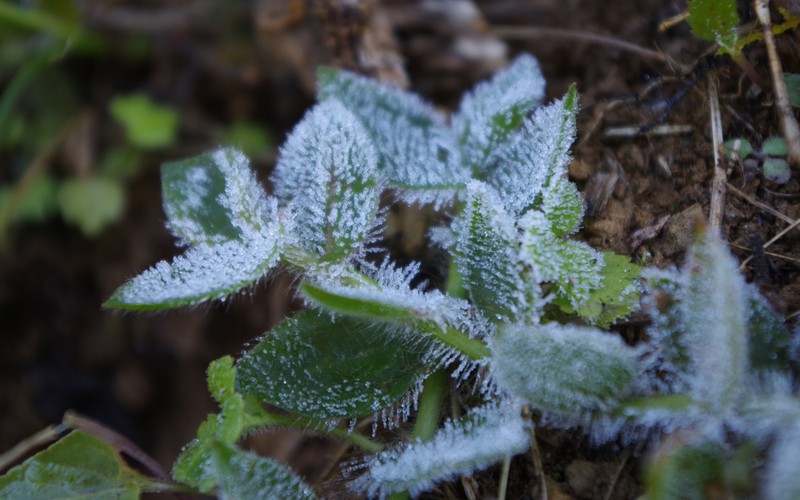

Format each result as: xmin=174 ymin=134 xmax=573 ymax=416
xmin=1 ymin=53 xmax=798 ymax=499
xmin=723 ymin=136 xmax=793 ymax=184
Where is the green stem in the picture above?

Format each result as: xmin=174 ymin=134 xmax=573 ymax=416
xmin=412 ymin=369 xmax=446 ymax=442
xmin=250 ymin=411 xmax=384 ymax=454
xmin=428 ymin=325 xmax=491 ymax=361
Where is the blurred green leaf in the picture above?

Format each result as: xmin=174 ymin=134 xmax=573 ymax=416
xmin=0 ymin=430 xmax=153 ymax=499
xmin=223 ymin=120 xmax=273 ymax=158
xmin=209 ymin=442 xmax=317 ymax=500
xmin=492 ymin=323 xmax=638 ymax=414
xmin=58 ymin=176 xmax=124 ymax=236
xmin=722 ymin=138 xmax=753 ymax=160
xmin=0 ymin=174 xmax=59 ymax=224
xmin=688 ymin=0 xmax=740 ymax=53
xmin=761 ymin=137 xmax=789 ymax=157
xmin=646 ymin=441 xmax=725 ymax=500
xmin=785 ymin=73 xmax=800 ymax=108
xmin=110 ymin=93 xmax=178 ymax=149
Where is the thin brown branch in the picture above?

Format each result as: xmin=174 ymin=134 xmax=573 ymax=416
xmin=491 ymin=26 xmax=686 ymax=71
xmin=725 ymin=181 xmax=795 ymax=224
xmin=708 ymin=75 xmax=727 ymax=234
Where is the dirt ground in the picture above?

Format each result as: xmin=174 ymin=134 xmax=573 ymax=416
xmin=2 ymin=1 xmax=799 ymax=498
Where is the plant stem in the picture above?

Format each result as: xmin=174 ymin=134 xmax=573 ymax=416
xmin=428 ymin=326 xmax=491 ymax=361
xmin=252 ymin=411 xmax=384 ymax=454
xmin=412 ymin=369 xmax=446 ymax=442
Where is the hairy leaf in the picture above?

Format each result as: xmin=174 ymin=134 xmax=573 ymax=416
xmin=317 ymin=67 xmax=465 ymax=206
xmin=103 ymin=229 xmax=283 ymax=310
xmin=765 ymin=421 xmax=800 ymax=500
xmin=687 ymin=0 xmax=739 ymax=53
xmin=272 ymin=100 xmax=379 ymax=259
xmin=518 ymin=210 xmax=603 ymax=311
xmin=209 ymin=442 xmax=316 ymax=500
xmin=492 ymin=323 xmax=637 ymax=413
xmin=453 ymin=181 xmax=535 ymax=323
xmin=681 ymin=227 xmax=748 ymax=414
xmin=351 ymin=404 xmax=530 ymax=497
xmin=555 ymin=252 xmax=641 ymax=328
xmin=454 ymin=54 xmax=546 ymax=177
xmin=488 ymin=85 xmax=578 ymax=216
xmin=0 ymin=431 xmax=152 ymax=499
xmin=161 ymin=148 xmax=273 ymax=246
xmin=236 ymin=311 xmax=434 ymax=419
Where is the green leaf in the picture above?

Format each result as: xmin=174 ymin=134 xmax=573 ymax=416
xmin=236 ymin=310 xmax=434 ymax=419
xmin=0 ymin=174 xmax=59 ymax=224
xmin=110 ymin=94 xmax=178 ymax=149
xmin=161 ymin=148 xmax=272 ymax=246
xmin=763 ymin=157 xmax=791 ymax=184
xmin=272 ymin=100 xmax=379 ymax=260
xmin=173 ymin=357 xmax=269 ymax=491
xmin=555 ymin=252 xmax=642 ymax=328
xmin=209 ymin=442 xmax=316 ymax=500
xmin=109 ymin=93 xmax=178 ymax=149
xmin=299 ymin=280 xmax=417 ymax=322
xmin=645 ymin=440 xmax=725 ymax=500
xmin=488 ymin=85 xmax=579 ymax=216
xmin=746 ymin=285 xmax=794 ymax=373
xmin=518 ymin=210 xmax=603 ymax=312
xmin=0 ymin=430 xmax=154 ymax=499
xmin=687 ymin=0 xmax=740 ymax=53
xmin=222 ymin=120 xmax=273 ymax=158
xmin=722 ymin=138 xmax=753 ymax=160
xmin=104 ymin=149 xmax=285 ymax=310
xmin=492 ymin=322 xmax=637 ymax=414
xmin=454 ymin=54 xmax=546 ymax=177
xmin=58 ymin=176 xmax=124 ymax=236
xmin=453 ymin=181 xmax=534 ymax=323
xmin=785 ymin=73 xmax=800 ymax=108
xmin=681 ymin=227 xmax=748 ymax=413
xmin=352 ymin=404 xmax=530 ymax=498
xmin=541 ymin=175 xmax=583 ymax=236
xmin=103 ymin=235 xmax=283 ymax=310
xmin=317 ymin=67 xmax=466 ymax=206
xmin=761 ymin=137 xmax=788 ymax=157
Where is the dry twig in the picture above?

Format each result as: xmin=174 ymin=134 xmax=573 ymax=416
xmin=708 ymin=75 xmax=727 ymax=234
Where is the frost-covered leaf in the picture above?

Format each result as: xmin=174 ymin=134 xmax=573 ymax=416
xmin=104 ymin=226 xmax=283 ymax=310
xmin=317 ymin=67 xmax=465 ymax=206
xmin=453 ymin=181 xmax=534 ymax=323
xmin=272 ymin=100 xmax=379 ymax=259
xmin=645 ymin=440 xmax=725 ymax=500
xmin=486 ymin=85 xmax=578 ymax=216
xmin=681 ymin=227 xmax=748 ymax=414
xmin=0 ymin=430 xmax=152 ymax=499
xmin=454 ymin=54 xmax=546 ymax=178
xmin=209 ymin=442 xmax=316 ymax=500
xmin=492 ymin=323 xmax=637 ymax=414
xmin=299 ymin=260 xmax=482 ymax=336
xmin=746 ymin=285 xmax=794 ymax=374
xmin=161 ymin=148 xmax=273 ymax=246
xmin=764 ymin=421 xmax=800 ymax=500
xmin=540 ymin=174 xmax=583 ymax=236
xmin=688 ymin=0 xmax=739 ymax=53
xmin=554 ymin=252 xmax=641 ymax=328
xmin=519 ymin=210 xmax=603 ymax=311
xmin=236 ymin=311 xmax=434 ymax=419
xmin=351 ymin=404 xmax=530 ymax=498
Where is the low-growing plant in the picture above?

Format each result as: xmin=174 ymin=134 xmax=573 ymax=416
xmin=1 ymin=53 xmax=798 ymax=499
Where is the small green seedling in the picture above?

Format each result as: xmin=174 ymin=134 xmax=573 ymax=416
xmin=723 ymin=136 xmax=792 ymax=184
xmin=1 ymin=54 xmax=796 ymax=499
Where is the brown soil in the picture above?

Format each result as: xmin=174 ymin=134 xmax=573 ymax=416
xmin=2 ymin=1 xmax=799 ymax=499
